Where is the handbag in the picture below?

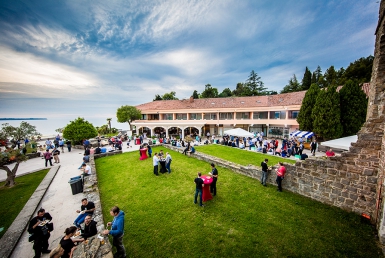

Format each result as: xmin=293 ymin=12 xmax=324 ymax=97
xmin=28 ymin=233 xmax=34 ymax=242
xmin=47 ymin=222 xmax=54 ymax=232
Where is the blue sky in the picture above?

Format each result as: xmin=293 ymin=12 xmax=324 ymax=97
xmin=0 ymin=0 xmax=379 ymax=134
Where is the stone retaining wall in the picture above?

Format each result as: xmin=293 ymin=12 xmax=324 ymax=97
xmin=72 ymin=150 xmax=122 ymax=258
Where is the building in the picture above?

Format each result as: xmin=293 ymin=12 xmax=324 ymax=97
xmin=132 ymin=91 xmax=306 ymax=139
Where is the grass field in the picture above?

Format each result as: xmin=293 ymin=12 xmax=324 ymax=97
xmin=195 ymin=144 xmax=297 ymax=167
xmin=95 ymin=147 xmax=382 ymax=257
xmin=0 ymin=169 xmax=50 ymax=239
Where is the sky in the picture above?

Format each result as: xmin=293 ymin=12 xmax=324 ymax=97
xmin=0 ymin=0 xmax=379 ymax=135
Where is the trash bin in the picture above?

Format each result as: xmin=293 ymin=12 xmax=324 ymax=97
xmin=68 ymin=177 xmax=83 ymax=195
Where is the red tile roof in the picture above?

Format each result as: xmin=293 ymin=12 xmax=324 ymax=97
xmin=136 ymin=91 xmax=306 ymax=111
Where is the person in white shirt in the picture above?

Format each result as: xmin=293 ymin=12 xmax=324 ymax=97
xmin=153 ymin=153 xmax=159 ymax=176
xmin=165 ymin=152 xmax=172 ymax=173
xmin=80 ymin=163 xmax=92 ymax=176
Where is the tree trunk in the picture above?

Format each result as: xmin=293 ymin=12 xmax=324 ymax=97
xmin=0 ymin=162 xmax=20 ymax=187
xmin=128 ymin=122 xmax=132 ymax=131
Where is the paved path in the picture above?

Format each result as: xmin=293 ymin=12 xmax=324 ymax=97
xmin=5 ymin=141 xmax=143 ymax=258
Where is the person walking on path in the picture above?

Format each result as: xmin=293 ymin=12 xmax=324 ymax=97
xmin=194 ymin=172 xmax=205 ymax=207
xmin=165 ymin=152 xmax=172 ymax=173
xmin=276 ymin=162 xmax=286 ymax=192
xmin=28 ymin=208 xmax=53 ymax=258
xmin=43 ymin=149 xmax=53 ymax=167
xmin=66 ymin=139 xmax=72 ymax=152
xmin=103 ymin=206 xmax=126 ymax=258
xmin=209 ymin=163 xmax=218 ymax=196
xmin=53 ymin=148 xmax=60 ymax=163
xmin=261 ymin=159 xmax=269 ymax=186
xmin=310 ymin=139 xmax=317 ymax=156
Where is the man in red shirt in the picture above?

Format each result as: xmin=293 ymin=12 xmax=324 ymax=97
xmin=325 ymin=149 xmax=335 ymax=157
xmin=276 ymin=162 xmax=286 ymax=192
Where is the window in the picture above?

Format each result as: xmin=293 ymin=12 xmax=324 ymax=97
xmin=189 ymin=113 xmax=202 ymax=120
xmin=176 ymin=113 xmax=187 ymax=120
xmin=289 ymin=111 xmax=299 ymax=119
xmin=162 ymin=114 xmax=173 ymax=120
xmin=204 ymin=113 xmax=217 ymax=120
xmin=141 ymin=114 xmax=147 ymax=120
xmin=219 ymin=112 xmax=233 ymax=120
xmin=253 ymin=112 xmax=268 ymax=119
xmin=236 ymin=112 xmax=250 ymax=119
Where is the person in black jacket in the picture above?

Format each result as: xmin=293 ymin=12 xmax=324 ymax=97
xmin=80 ymin=215 xmax=97 ymax=240
xmin=28 ymin=208 xmax=53 ymax=258
xmin=260 ymin=159 xmax=269 ymax=186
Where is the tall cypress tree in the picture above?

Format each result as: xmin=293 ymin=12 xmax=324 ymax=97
xmin=339 ymin=80 xmax=368 ymax=136
xmin=312 ymin=85 xmax=343 ymax=140
xmin=301 ymin=67 xmax=312 ymax=90
xmin=296 ymin=83 xmax=320 ymax=131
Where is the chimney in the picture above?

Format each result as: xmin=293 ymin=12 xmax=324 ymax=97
xmin=190 ymin=96 xmax=194 ymax=103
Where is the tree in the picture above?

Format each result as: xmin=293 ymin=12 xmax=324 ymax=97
xmin=324 ymin=65 xmax=337 ymax=87
xmin=301 ymin=67 xmax=312 ymax=90
xmin=153 ymin=94 xmax=163 ymax=101
xmin=0 ymin=149 xmax=28 ymax=187
xmin=0 ymin=122 xmax=40 ymax=142
xmin=192 ymin=90 xmax=199 ymax=99
xmin=296 ymin=83 xmax=320 ymax=131
xmin=246 ymin=70 xmax=266 ymax=95
xmin=201 ymin=84 xmax=219 ymax=98
xmin=339 ymin=80 xmax=368 ymax=136
xmin=232 ymin=82 xmax=249 ymax=96
xmin=281 ymin=74 xmax=300 ymax=93
xmin=312 ymin=85 xmax=343 ymax=140
xmin=116 ymin=105 xmax=142 ymax=131
xmin=55 ymin=128 xmax=64 ymax=133
xmin=98 ymin=125 xmax=109 ymax=135
xmin=107 ymin=118 xmax=112 ymax=133
xmin=0 ymin=122 xmax=36 ymax=187
xmin=312 ymin=66 xmax=322 ymax=86
xmin=162 ymin=91 xmax=178 ymax=100
xmin=343 ymin=55 xmax=374 ymax=84
xmin=63 ymin=117 xmax=98 ymax=144
xmin=218 ymin=88 xmax=233 ymax=98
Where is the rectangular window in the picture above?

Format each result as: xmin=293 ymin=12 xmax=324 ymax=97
xmin=176 ymin=113 xmax=187 ymax=120
xmin=219 ymin=113 xmax=233 ymax=120
xmin=236 ymin=112 xmax=250 ymax=119
xmin=189 ymin=113 xmax=202 ymax=120
xmin=141 ymin=114 xmax=147 ymax=120
xmin=204 ymin=113 xmax=217 ymax=120
xmin=162 ymin=114 xmax=173 ymax=120
xmin=289 ymin=111 xmax=299 ymax=119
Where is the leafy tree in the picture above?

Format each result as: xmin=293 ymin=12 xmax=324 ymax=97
xmin=0 ymin=122 xmax=40 ymax=142
xmin=116 ymin=105 xmax=142 ymax=130
xmin=153 ymin=94 xmax=163 ymax=101
xmin=312 ymin=85 xmax=343 ymax=140
xmin=296 ymin=83 xmax=320 ymax=131
xmin=98 ymin=125 xmax=109 ymax=134
xmin=343 ymin=55 xmax=373 ymax=84
xmin=218 ymin=88 xmax=233 ymax=98
xmin=264 ymin=90 xmax=278 ymax=95
xmin=324 ymin=65 xmax=337 ymax=87
xmin=301 ymin=67 xmax=312 ymax=90
xmin=55 ymin=128 xmax=64 ymax=133
xmin=162 ymin=91 xmax=178 ymax=100
xmin=192 ymin=90 xmax=199 ymax=99
xmin=246 ymin=70 xmax=266 ymax=95
xmin=281 ymin=74 xmax=300 ymax=93
xmin=63 ymin=117 xmax=98 ymax=144
xmin=201 ymin=84 xmax=219 ymax=98
xmin=232 ymin=83 xmax=249 ymax=96
xmin=339 ymin=80 xmax=368 ymax=136
xmin=0 ymin=149 xmax=28 ymax=187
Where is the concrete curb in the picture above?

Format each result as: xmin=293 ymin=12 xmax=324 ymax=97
xmin=0 ymin=165 xmax=60 ymax=258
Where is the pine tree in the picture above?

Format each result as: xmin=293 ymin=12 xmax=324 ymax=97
xmin=192 ymin=90 xmax=199 ymax=99
xmin=339 ymin=80 xmax=368 ymax=136
xmin=296 ymin=83 xmax=320 ymax=131
xmin=246 ymin=70 xmax=266 ymax=96
xmin=312 ymin=85 xmax=343 ymax=140
xmin=280 ymin=74 xmax=300 ymax=93
xmin=301 ymin=67 xmax=312 ymax=90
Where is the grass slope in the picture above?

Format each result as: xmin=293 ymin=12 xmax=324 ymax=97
xmin=0 ymin=169 xmax=50 ymax=239
xmin=195 ymin=144 xmax=297 ymax=167
xmin=96 ymin=147 xmax=381 ymax=258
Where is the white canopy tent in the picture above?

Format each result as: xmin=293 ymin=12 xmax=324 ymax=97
xmin=320 ymin=135 xmax=357 ymax=151
xmin=223 ymin=128 xmax=254 ymax=137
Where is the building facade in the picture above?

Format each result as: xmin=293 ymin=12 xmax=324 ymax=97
xmin=132 ymin=91 xmax=306 ymax=139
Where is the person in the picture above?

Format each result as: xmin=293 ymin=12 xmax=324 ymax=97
xmin=95 ymin=146 xmax=101 ymax=154
xmin=153 ymin=153 xmax=159 ymax=176
xmin=298 ymin=142 xmax=304 ymax=156
xmin=276 ymin=162 xmax=287 ymax=192
xmin=28 ymin=208 xmax=53 ymax=258
xmin=260 ymin=159 xmax=269 ymax=186
xmin=73 ymin=198 xmax=95 ymax=228
xmin=43 ymin=149 xmax=53 ymax=167
xmin=66 ymin=140 xmax=72 ymax=152
xmin=147 ymin=145 xmax=152 ymax=157
xmin=194 ymin=172 xmax=205 ymax=207
xmin=78 ymin=154 xmax=90 ymax=169
xmin=59 ymin=226 xmax=81 ymax=258
xmin=49 ymin=245 xmax=64 ymax=258
xmin=326 ymin=148 xmax=335 ymax=157
xmin=310 ymin=139 xmax=317 ymax=156
xmin=159 ymin=150 xmax=164 ymax=158
xmin=209 ymin=163 xmax=218 ymax=196
xmin=45 ymin=139 xmax=52 ymax=146
xmin=83 ymin=139 xmax=90 ymax=150
xmin=84 ymin=147 xmax=90 ymax=156
xmin=103 ymin=206 xmax=126 ymax=258
xmin=52 ymin=148 xmax=60 ymax=163
xmin=188 ymin=146 xmax=196 ymax=155
xmin=79 ymin=215 xmax=97 ymax=240
xmin=165 ymin=152 xmax=172 ymax=173
xmin=182 ymin=141 xmax=190 ymax=155
xmin=59 ymin=139 xmax=65 ymax=153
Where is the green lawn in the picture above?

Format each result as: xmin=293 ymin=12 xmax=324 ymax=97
xmin=195 ymin=144 xmax=297 ymax=167
xmin=96 ymin=148 xmax=382 ymax=258
xmin=0 ymin=169 xmax=50 ymax=239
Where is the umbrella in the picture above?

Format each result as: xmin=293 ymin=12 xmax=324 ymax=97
xmin=290 ymin=130 xmax=314 ymax=138
xmin=223 ymin=128 xmax=254 ymax=137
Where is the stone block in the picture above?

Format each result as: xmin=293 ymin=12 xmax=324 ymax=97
xmin=366 ymin=177 xmax=378 ymax=184
xmin=341 ymin=191 xmax=349 ymax=198
xmin=327 ymin=169 xmax=337 ymax=175
xmin=340 ymin=178 xmax=350 ymax=185
xmin=331 ymin=182 xmax=344 ymax=189
xmin=332 ymin=188 xmax=341 ymax=195
xmin=345 ymin=199 xmax=354 ymax=205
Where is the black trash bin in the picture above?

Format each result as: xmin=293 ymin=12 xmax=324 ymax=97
xmin=68 ymin=177 xmax=83 ymax=195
